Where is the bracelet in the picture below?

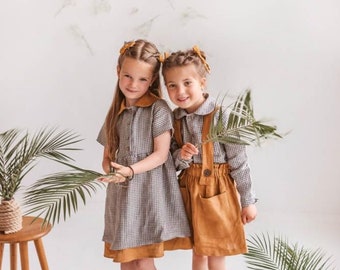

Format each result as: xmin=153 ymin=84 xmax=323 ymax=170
xmin=127 ymin=165 xmax=134 ymax=181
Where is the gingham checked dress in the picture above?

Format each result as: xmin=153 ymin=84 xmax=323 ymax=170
xmin=97 ymin=92 xmax=191 ymax=262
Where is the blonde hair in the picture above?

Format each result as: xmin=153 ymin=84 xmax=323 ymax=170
xmin=161 ymin=46 xmax=210 ymax=79
xmin=104 ymin=39 xmax=162 ymax=160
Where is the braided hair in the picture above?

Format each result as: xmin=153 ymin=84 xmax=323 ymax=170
xmin=161 ymin=46 xmax=210 ymax=79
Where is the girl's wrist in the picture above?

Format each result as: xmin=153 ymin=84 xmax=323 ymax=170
xmin=178 ymin=156 xmax=192 ymax=165
xmin=126 ymin=165 xmax=134 ymax=181
xmin=108 ymin=165 xmax=134 ymax=181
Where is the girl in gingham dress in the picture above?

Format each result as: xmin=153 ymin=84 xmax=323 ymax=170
xmin=162 ymin=46 xmax=257 ymax=270
xmin=97 ymin=39 xmax=191 ymax=270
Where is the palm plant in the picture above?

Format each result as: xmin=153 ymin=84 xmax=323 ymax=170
xmin=0 ymin=127 xmax=105 ymax=228
xmin=0 ymin=128 xmax=81 ymax=201
xmin=21 ymin=89 xmax=282 ymax=227
xmin=244 ymin=233 xmax=335 ymax=270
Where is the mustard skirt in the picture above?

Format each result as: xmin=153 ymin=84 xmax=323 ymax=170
xmin=179 ymin=163 xmax=247 ymax=256
xmin=104 ymin=237 xmax=192 ymax=263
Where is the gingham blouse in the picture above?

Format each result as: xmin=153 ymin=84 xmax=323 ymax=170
xmin=171 ymin=94 xmax=256 ymax=207
xmin=97 ymin=92 xmax=191 ymax=250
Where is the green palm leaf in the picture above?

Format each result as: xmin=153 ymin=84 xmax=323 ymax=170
xmin=206 ymin=89 xmax=282 ymax=146
xmin=0 ymin=127 xmax=82 ymax=200
xmin=1 ymin=127 xmax=108 ymax=227
xmin=23 ymin=161 xmax=105 ymax=227
xmin=244 ymin=233 xmax=335 ymax=270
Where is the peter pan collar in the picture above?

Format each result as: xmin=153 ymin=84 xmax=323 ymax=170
xmin=117 ymin=92 xmax=160 ymax=115
xmin=173 ymin=93 xmax=216 ymax=120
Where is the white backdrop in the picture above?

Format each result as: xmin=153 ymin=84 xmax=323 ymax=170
xmin=1 ymin=0 xmax=340 ymax=269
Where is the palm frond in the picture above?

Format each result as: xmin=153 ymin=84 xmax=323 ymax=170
xmin=244 ymin=233 xmax=335 ymax=270
xmin=8 ymin=127 xmax=82 ymax=178
xmin=0 ymin=127 xmax=82 ymax=200
xmin=206 ymin=89 xmax=282 ymax=146
xmin=0 ymin=129 xmax=28 ymax=199
xmin=23 ymin=162 xmax=105 ymax=227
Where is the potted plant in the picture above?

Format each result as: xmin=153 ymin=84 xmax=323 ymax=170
xmin=0 ymin=127 xmax=104 ymax=233
xmin=244 ymin=233 xmax=335 ymax=269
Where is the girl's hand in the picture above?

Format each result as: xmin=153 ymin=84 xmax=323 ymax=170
xmin=110 ymin=162 xmax=133 ymax=179
xmin=180 ymin=143 xmax=199 ymax=160
xmin=241 ymin=204 xmax=257 ymax=224
xmin=97 ymin=174 xmax=125 ymax=183
xmin=98 ymin=162 xmax=133 ymax=183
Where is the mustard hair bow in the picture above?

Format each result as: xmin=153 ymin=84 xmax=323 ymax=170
xmin=158 ymin=52 xmax=170 ymax=63
xmin=119 ymin=41 xmax=136 ymax=55
xmin=192 ymin=45 xmax=211 ymax=73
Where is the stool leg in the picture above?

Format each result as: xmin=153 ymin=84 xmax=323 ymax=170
xmin=19 ymin=241 xmax=29 ymax=270
xmin=10 ymin=243 xmax=17 ymax=270
xmin=0 ymin=243 xmax=4 ymax=270
xmin=34 ymin=238 xmax=49 ymax=270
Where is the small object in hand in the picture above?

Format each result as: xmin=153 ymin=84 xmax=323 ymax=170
xmin=108 ymin=167 xmax=129 ymax=188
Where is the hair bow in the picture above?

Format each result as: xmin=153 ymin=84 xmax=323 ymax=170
xmin=192 ymin=45 xmax=211 ymax=73
xmin=119 ymin=41 xmax=136 ymax=55
xmin=158 ymin=52 xmax=170 ymax=63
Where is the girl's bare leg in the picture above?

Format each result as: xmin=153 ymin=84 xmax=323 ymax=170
xmin=192 ymin=251 xmax=208 ymax=270
xmin=121 ymin=261 xmax=133 ymax=270
xmin=208 ymin=256 xmax=225 ymax=270
xmin=121 ymin=258 xmax=156 ymax=270
xmin=135 ymin=258 xmax=156 ymax=270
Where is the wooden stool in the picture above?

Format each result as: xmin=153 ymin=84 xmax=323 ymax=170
xmin=0 ymin=216 xmax=52 ymax=270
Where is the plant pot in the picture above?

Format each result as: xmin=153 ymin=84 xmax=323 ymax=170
xmin=0 ymin=199 xmax=23 ymax=234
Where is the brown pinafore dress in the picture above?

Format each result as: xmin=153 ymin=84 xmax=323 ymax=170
xmin=174 ymin=109 xmax=247 ymax=256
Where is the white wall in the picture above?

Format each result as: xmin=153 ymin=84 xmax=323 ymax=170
xmin=1 ymin=0 xmax=340 ymax=269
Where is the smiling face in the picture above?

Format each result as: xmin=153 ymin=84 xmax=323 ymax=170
xmin=117 ymin=57 xmax=155 ymax=106
xmin=164 ymin=64 xmax=206 ymax=113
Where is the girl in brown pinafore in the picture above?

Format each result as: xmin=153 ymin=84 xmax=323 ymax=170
xmin=162 ymin=46 xmax=257 ymax=270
